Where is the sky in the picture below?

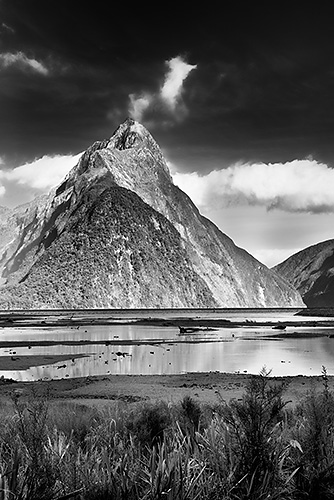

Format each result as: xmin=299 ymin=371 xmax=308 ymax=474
xmin=1 ymin=1 xmax=334 ymax=267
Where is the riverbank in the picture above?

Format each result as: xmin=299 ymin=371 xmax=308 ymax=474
xmin=1 ymin=307 xmax=334 ymax=329
xmin=0 ymin=371 xmax=331 ymax=409
xmin=1 ymin=308 xmax=334 ymax=398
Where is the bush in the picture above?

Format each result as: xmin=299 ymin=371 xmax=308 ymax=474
xmin=213 ymin=367 xmax=291 ymax=499
xmin=3 ymin=369 xmax=334 ymax=499
xmin=290 ymin=367 xmax=334 ymax=499
xmin=47 ymin=402 xmax=100 ymax=450
xmin=4 ymin=391 xmax=60 ymax=499
xmin=125 ymin=401 xmax=172 ymax=448
xmin=180 ymin=395 xmax=202 ymax=431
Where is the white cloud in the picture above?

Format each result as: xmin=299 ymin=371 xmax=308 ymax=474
xmin=128 ymin=92 xmax=153 ymax=122
xmin=0 ymin=51 xmax=49 ymax=75
xmin=128 ymin=55 xmax=197 ymax=124
xmin=166 ymin=160 xmax=179 ymax=174
xmin=160 ymin=56 xmax=197 ymax=110
xmin=173 ymin=159 xmax=334 ymax=214
xmin=0 ymin=153 xmax=82 ymax=191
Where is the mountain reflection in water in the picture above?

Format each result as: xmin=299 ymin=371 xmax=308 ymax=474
xmin=1 ymin=308 xmax=334 ymax=380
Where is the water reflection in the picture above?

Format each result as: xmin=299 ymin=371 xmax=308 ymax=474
xmin=1 ymin=322 xmax=334 ymax=380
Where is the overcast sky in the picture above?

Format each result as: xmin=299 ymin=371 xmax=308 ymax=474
xmin=1 ymin=1 xmax=334 ymax=267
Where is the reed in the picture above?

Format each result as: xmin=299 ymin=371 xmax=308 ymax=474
xmin=1 ymin=370 xmax=334 ymax=499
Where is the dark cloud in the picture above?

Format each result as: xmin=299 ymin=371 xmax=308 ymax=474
xmin=1 ymin=0 xmax=334 ymax=169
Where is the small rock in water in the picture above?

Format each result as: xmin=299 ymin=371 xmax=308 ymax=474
xmin=273 ymin=324 xmax=286 ymax=330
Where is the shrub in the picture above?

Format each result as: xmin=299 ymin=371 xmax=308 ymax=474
xmin=214 ymin=367 xmax=291 ymax=498
xmin=5 ymin=391 xmax=60 ymax=500
xmin=125 ymin=401 xmax=172 ymax=448
xmin=4 ymin=369 xmax=334 ymax=499
xmin=290 ymin=367 xmax=334 ymax=499
xmin=180 ymin=395 xmax=202 ymax=431
xmin=47 ymin=402 xmax=100 ymax=450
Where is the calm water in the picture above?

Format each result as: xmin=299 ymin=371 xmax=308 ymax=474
xmin=1 ymin=308 xmax=334 ymax=380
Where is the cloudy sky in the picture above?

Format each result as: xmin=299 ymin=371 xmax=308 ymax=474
xmin=1 ymin=2 xmax=334 ymax=267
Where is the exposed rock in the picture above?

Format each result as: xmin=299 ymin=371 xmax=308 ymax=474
xmin=0 ymin=119 xmax=304 ymax=308
xmin=273 ymin=239 xmax=334 ymax=307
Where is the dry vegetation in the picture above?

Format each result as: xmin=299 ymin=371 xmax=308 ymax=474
xmin=1 ymin=368 xmax=334 ymax=499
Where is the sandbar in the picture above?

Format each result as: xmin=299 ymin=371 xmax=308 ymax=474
xmin=0 ymin=353 xmax=88 ymax=371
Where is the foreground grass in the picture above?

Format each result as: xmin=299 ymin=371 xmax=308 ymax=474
xmin=1 ymin=368 xmax=334 ymax=499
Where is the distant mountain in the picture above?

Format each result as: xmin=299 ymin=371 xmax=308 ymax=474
xmin=273 ymin=240 xmax=334 ymax=307
xmin=0 ymin=118 xmax=303 ymax=308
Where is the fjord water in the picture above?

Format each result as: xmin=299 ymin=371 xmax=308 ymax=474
xmin=1 ymin=308 xmax=334 ymax=381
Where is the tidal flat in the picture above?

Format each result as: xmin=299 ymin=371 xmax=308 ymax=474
xmin=0 ymin=307 xmax=334 ymax=398
xmin=1 ymin=308 xmax=334 ymax=378
xmin=1 ymin=370 xmax=334 ymax=411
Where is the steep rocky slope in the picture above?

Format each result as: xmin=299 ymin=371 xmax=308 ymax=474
xmin=0 ymin=118 xmax=303 ymax=308
xmin=0 ymin=193 xmax=52 ymax=286
xmin=1 ymin=183 xmax=216 ymax=308
xmin=273 ymin=240 xmax=334 ymax=307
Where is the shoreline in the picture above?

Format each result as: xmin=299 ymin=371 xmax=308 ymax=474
xmin=1 ymin=317 xmax=334 ymax=329
xmin=0 ymin=306 xmax=333 ymax=329
xmin=0 ymin=371 xmax=331 ymax=409
xmin=0 ymin=308 xmax=333 ymax=406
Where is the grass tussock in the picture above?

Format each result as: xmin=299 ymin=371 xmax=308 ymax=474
xmin=1 ymin=368 xmax=334 ymax=499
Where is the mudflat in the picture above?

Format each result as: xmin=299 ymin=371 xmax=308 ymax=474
xmin=0 ymin=371 xmax=331 ymax=409
xmin=0 ymin=353 xmax=88 ymax=370
xmin=0 ymin=308 xmax=333 ymax=409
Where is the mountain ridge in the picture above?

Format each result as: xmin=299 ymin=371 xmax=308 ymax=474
xmin=273 ymin=239 xmax=334 ymax=307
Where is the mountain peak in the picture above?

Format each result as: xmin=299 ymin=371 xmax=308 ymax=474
xmin=106 ymin=117 xmax=171 ymax=180
xmin=108 ymin=117 xmax=153 ymax=151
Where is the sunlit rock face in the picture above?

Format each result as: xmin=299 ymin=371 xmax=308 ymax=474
xmin=274 ymin=240 xmax=334 ymax=307
xmin=0 ymin=118 xmax=303 ymax=308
